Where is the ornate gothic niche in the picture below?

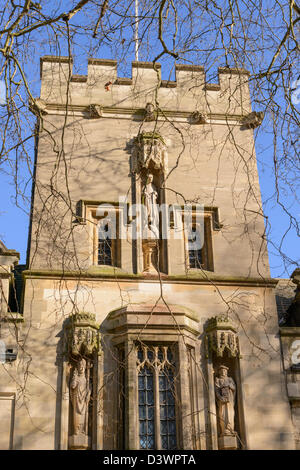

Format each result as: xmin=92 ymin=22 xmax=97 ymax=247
xmin=66 ymin=312 xmax=101 ymax=450
xmin=130 ymin=131 xmax=168 ymax=176
xmin=204 ymin=314 xmax=246 ymax=450
xmin=130 ymin=132 xmax=168 ymax=275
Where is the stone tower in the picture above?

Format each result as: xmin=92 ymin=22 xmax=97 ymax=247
xmin=0 ymin=56 xmax=294 ymax=449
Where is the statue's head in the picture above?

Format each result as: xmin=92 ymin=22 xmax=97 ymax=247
xmin=218 ymin=365 xmax=229 ymax=377
xmin=77 ymin=358 xmax=86 ymax=374
xmin=145 ymin=103 xmax=154 ymax=114
xmin=147 ymin=173 xmax=154 ymax=183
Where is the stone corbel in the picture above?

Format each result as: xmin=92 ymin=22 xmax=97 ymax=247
xmin=190 ymin=111 xmax=208 ymax=125
xmin=144 ymin=102 xmax=158 ymax=122
xmin=89 ymin=104 xmax=103 ymax=119
xmin=205 ymin=314 xmax=240 ymax=358
xmin=29 ymin=97 xmax=48 ymax=116
xmin=130 ymin=131 xmax=168 ymax=175
xmin=241 ymin=111 xmax=264 ymax=129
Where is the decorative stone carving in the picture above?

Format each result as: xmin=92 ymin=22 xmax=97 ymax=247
xmin=205 ymin=314 xmax=240 ymax=358
xmin=67 ymin=312 xmax=101 ymax=357
xmin=66 ymin=312 xmax=100 ymax=450
xmin=69 ymin=357 xmax=91 ymax=446
xmin=89 ymin=104 xmax=103 ymax=119
xmin=144 ymin=102 xmax=157 ymax=122
xmin=29 ymin=97 xmax=48 ymax=116
xmin=241 ymin=111 xmax=264 ymax=129
xmin=190 ymin=111 xmax=208 ymax=124
xmin=131 ymin=132 xmax=168 ymax=175
xmin=215 ymin=365 xmax=236 ymax=437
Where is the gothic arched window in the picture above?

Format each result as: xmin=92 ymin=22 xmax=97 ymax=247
xmin=185 ymin=218 xmax=213 ymax=271
xmin=137 ymin=344 xmax=177 ymax=450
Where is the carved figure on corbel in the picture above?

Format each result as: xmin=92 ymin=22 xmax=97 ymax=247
xmin=190 ymin=111 xmax=208 ymax=124
xmin=66 ymin=312 xmax=101 ymax=449
xmin=241 ymin=111 xmax=264 ymax=129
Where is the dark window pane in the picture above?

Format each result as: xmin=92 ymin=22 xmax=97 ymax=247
xmin=98 ymin=234 xmax=112 ymax=266
xmin=140 ymin=421 xmax=146 ymax=434
xmin=140 ymin=436 xmax=147 ymax=449
xmin=160 ymin=405 xmax=166 ymax=419
xmin=159 ymin=364 xmax=177 ymax=450
xmin=159 ymin=375 xmax=166 ymax=388
xmin=161 ymin=421 xmax=167 ymax=434
xmin=139 ymin=406 xmax=146 ymax=419
xmin=139 ymin=391 xmax=146 ymax=405
xmin=159 ymin=391 xmax=166 ymax=403
xmin=168 ymin=421 xmax=176 ymax=434
xmin=138 ymin=365 xmax=155 ymax=450
xmin=147 ymin=437 xmax=154 ymax=449
xmin=147 ymin=349 xmax=154 ymax=361
xmin=146 ymin=375 xmax=153 ymax=390
xmin=148 ymin=420 xmax=154 ymax=434
xmin=137 ymin=349 xmax=143 ymax=362
xmin=138 ymin=375 xmax=145 ymax=389
xmin=167 ymin=349 xmax=173 ymax=363
xmin=161 ymin=435 xmax=168 ymax=449
xmin=147 ymin=390 xmax=154 ymax=405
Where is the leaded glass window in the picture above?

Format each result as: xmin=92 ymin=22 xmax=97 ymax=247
xmin=98 ymin=223 xmax=112 ymax=265
xmin=137 ymin=344 xmax=177 ymax=450
xmin=188 ymin=226 xmax=203 ymax=269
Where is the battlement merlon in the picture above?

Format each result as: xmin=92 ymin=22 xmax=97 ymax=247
xmin=39 ymin=56 xmax=252 ymax=116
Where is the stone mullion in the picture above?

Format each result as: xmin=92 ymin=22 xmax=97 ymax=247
xmin=125 ymin=340 xmax=139 ymax=449
xmin=154 ymin=365 xmax=161 ymax=450
xmin=178 ymin=336 xmax=193 ymax=449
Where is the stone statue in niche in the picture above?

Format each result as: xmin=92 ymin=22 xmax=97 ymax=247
xmin=142 ymin=173 xmax=159 ymax=239
xmin=215 ymin=365 xmax=236 ymax=436
xmin=70 ymin=357 xmax=91 ymax=437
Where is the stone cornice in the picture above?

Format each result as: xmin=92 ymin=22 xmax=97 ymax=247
xmin=280 ymin=327 xmax=300 ymax=336
xmin=38 ymin=103 xmax=247 ymax=125
xmin=22 ymin=269 xmax=277 ymax=288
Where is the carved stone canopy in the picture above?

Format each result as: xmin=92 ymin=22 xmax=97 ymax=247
xmin=241 ymin=111 xmax=264 ymax=129
xmin=67 ymin=312 xmax=101 ymax=357
xmin=205 ymin=314 xmax=240 ymax=358
xmin=131 ymin=131 xmax=168 ymax=175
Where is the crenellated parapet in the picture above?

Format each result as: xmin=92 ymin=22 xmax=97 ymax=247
xmin=39 ymin=56 xmax=253 ymax=118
